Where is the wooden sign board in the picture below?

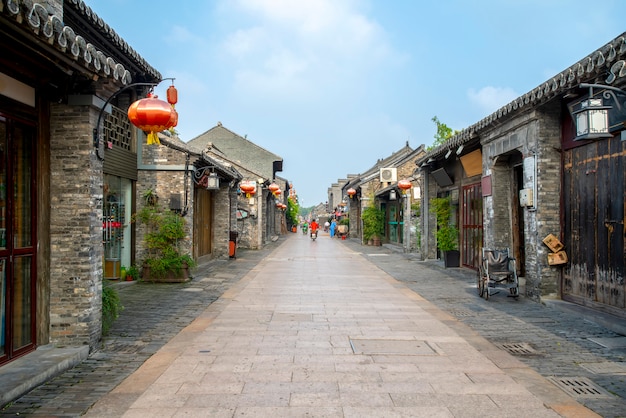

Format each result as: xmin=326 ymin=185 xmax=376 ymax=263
xmin=542 ymin=234 xmax=564 ymax=252
xmin=548 ymin=251 xmax=568 ymax=265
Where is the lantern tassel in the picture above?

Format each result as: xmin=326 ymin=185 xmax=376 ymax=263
xmin=147 ymin=132 xmax=161 ymax=145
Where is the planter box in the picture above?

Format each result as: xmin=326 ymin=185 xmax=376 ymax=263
xmin=142 ymin=263 xmax=190 ymax=283
xmin=443 ymin=250 xmax=460 ymax=268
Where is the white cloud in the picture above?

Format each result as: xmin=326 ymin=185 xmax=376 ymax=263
xmin=167 ymin=25 xmax=202 ymax=45
xmin=467 ymin=86 xmax=519 ymax=115
xmin=218 ymin=0 xmax=397 ymax=99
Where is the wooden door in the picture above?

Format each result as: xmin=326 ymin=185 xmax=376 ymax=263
xmin=562 ymin=136 xmax=625 ymax=311
xmin=193 ymin=188 xmax=213 ymax=259
xmin=461 ymin=183 xmax=483 ymax=269
xmin=0 ymin=116 xmax=37 ymax=366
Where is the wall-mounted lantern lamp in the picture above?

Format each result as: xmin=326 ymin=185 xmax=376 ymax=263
xmin=205 ymin=172 xmax=219 ymax=190
xmin=571 ymin=83 xmax=625 ymax=140
xmin=389 ymin=189 xmax=397 ymax=201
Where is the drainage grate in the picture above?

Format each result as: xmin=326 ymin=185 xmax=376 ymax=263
xmin=498 ymin=342 xmax=538 ymax=355
xmin=451 ymin=309 xmax=475 ymax=317
xmin=549 ymin=377 xmax=611 ymax=398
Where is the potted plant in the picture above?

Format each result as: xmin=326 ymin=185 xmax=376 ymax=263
xmin=125 ymin=265 xmax=139 ymax=281
xmin=337 ymin=217 xmax=350 ymax=238
xmin=362 ymin=204 xmax=385 ymax=246
xmin=102 ymin=283 xmax=123 ymax=336
xmin=133 ymin=199 xmax=196 ymax=282
xmin=430 ymin=196 xmax=459 ymax=267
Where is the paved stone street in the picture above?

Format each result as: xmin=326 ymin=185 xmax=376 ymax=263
xmin=348 ymin=239 xmax=626 ymax=418
xmin=1 ymin=233 xmax=625 ymax=417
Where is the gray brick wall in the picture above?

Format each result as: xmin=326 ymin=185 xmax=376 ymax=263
xmin=424 ymin=173 xmax=438 ymax=260
xmin=212 ymin=186 xmax=235 ymax=258
xmin=481 ymin=103 xmax=562 ymax=301
xmin=49 ymin=102 xmax=103 ymax=349
xmin=533 ymin=103 xmax=562 ymax=299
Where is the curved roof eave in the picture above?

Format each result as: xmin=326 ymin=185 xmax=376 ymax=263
xmin=1 ymin=0 xmax=161 ymax=85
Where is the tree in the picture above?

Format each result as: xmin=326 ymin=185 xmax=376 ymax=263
xmin=286 ymin=196 xmax=299 ymax=228
xmin=429 ymin=196 xmax=458 ymax=252
xmin=429 ymin=116 xmax=459 ymax=150
xmin=362 ymin=204 xmax=385 ymax=241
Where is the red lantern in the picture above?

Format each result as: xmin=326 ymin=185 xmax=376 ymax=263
xmin=347 ymin=188 xmax=356 ymax=198
xmin=274 ymin=189 xmax=282 ymax=197
xmin=240 ymin=181 xmax=256 ymax=198
xmin=268 ymin=183 xmax=279 ymax=194
xmin=166 ymin=85 xmax=178 ymax=106
xmin=398 ymin=179 xmax=412 ymax=194
xmin=128 ymin=93 xmax=178 ymax=145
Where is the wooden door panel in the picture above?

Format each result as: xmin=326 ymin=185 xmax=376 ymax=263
xmin=563 ymin=136 xmax=625 ymax=310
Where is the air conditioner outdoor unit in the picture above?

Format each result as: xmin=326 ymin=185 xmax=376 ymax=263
xmin=380 ymin=167 xmax=397 ymax=182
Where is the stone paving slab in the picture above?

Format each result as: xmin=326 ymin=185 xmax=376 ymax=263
xmin=84 ymin=234 xmax=593 ymax=417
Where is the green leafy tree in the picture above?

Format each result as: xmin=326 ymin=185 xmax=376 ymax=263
xmin=429 ymin=116 xmax=460 ymax=150
xmin=133 ymin=202 xmax=196 ymax=279
xmin=430 ymin=196 xmax=458 ymax=251
xmin=286 ymin=196 xmax=299 ymax=228
xmin=362 ymin=204 xmax=385 ymax=241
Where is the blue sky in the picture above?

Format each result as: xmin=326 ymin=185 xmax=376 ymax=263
xmin=89 ymin=0 xmax=624 ymax=207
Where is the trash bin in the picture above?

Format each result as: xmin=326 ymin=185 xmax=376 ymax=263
xmin=229 ymin=231 xmax=238 ymax=258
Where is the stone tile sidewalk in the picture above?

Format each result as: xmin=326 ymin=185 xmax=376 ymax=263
xmin=85 ymin=232 xmax=583 ymax=417
xmin=343 ymin=238 xmax=626 ymax=418
xmin=1 ymin=233 xmax=624 ymax=417
xmin=0 ymin=242 xmax=279 ymax=417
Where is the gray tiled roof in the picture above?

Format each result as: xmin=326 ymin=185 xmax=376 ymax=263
xmin=1 ymin=0 xmax=161 ymax=84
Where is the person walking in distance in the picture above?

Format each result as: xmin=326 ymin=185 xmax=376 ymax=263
xmin=329 ymin=218 xmax=337 ymax=238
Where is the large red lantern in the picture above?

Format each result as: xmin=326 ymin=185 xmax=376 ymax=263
xmin=398 ymin=179 xmax=412 ymax=194
xmin=347 ymin=188 xmax=356 ymax=198
xmin=128 ymin=87 xmax=178 ymax=145
xmin=240 ymin=181 xmax=256 ymax=198
xmin=268 ymin=183 xmax=280 ymax=195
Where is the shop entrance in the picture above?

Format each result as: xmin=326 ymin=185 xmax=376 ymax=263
xmin=103 ymin=175 xmax=132 ymax=280
xmin=0 ymin=115 xmax=37 ymax=366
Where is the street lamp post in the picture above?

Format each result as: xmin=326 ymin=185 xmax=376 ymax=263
xmin=404 ymin=191 xmax=411 ymax=253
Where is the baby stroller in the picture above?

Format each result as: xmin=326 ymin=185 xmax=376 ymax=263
xmin=477 ymin=248 xmax=519 ymax=300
